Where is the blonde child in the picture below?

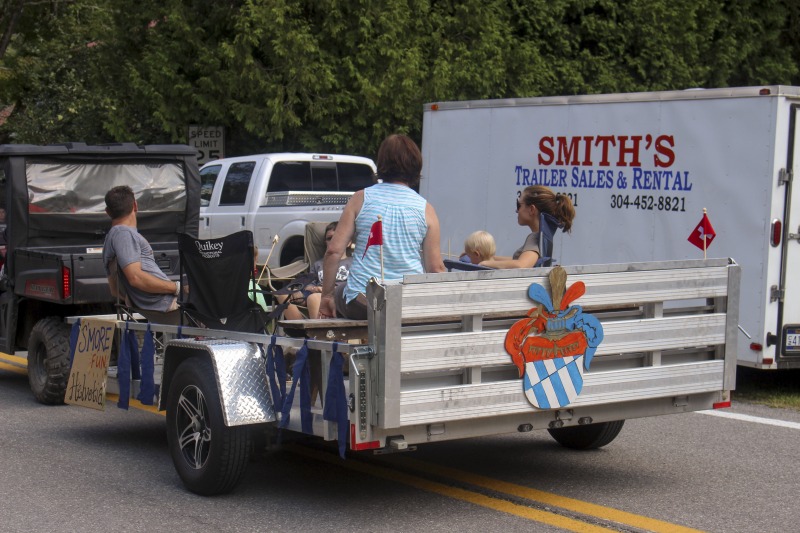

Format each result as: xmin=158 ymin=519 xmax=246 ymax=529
xmin=461 ymin=230 xmax=496 ymax=264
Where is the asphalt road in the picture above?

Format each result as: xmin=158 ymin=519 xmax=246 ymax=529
xmin=2 ymin=367 xmax=799 ymax=532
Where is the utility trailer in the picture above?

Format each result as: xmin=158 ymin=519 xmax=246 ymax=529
xmin=90 ymin=257 xmax=739 ymax=495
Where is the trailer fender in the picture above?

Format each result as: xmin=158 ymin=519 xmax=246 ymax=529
xmin=159 ymin=338 xmax=276 ymax=425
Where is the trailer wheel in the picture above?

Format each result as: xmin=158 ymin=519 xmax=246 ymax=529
xmin=27 ymin=317 xmax=71 ymax=405
xmin=166 ymin=357 xmax=251 ymax=495
xmin=547 ymin=420 xmax=625 ymax=450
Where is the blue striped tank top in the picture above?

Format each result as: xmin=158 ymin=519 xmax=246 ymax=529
xmin=345 ymin=183 xmax=427 ymax=302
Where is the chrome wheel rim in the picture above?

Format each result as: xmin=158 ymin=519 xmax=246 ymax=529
xmin=176 ymin=385 xmax=211 ymax=469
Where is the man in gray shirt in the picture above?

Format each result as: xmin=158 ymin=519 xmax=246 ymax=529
xmin=103 ymin=185 xmax=181 ymax=324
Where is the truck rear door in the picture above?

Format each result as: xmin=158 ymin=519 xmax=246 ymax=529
xmin=204 ymin=159 xmax=263 ymax=239
xmin=779 ymin=104 xmax=800 ymax=366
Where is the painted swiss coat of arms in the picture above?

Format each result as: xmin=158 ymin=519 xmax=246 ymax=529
xmin=504 ymin=267 xmax=604 ymax=409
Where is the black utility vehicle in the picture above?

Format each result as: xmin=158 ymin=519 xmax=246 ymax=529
xmin=0 ymin=143 xmax=200 ymax=403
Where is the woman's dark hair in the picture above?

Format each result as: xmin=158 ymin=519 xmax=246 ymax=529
xmin=376 ymin=134 xmax=422 ymax=188
xmin=104 ymin=185 xmax=135 ymax=219
xmin=521 ymin=185 xmax=576 ymax=233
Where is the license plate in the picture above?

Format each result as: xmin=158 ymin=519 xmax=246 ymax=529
xmin=785 ymin=327 xmax=800 ymax=352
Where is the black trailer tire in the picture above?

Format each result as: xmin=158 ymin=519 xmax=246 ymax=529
xmin=547 ymin=420 xmax=625 ymax=450
xmin=27 ymin=317 xmax=72 ymax=405
xmin=166 ymin=357 xmax=252 ymax=495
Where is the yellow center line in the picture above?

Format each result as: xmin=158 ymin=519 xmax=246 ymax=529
xmin=287 ymin=444 xmax=615 ymax=532
xmin=0 ymin=360 xmax=26 ymax=374
xmin=388 ymin=456 xmax=703 ymax=533
xmin=104 ymin=393 xmax=164 ymax=415
xmin=0 ymin=353 xmax=28 ymax=366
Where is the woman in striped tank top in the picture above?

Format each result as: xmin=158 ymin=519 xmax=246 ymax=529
xmin=318 ymin=134 xmax=446 ymax=319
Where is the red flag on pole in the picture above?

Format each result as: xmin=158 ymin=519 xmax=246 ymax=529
xmin=362 ymin=218 xmax=383 ymax=259
xmin=688 ymin=210 xmax=716 ymax=251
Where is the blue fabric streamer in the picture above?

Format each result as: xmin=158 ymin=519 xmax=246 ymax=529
xmin=266 ymin=336 xmax=286 ymax=413
xmin=129 ymin=329 xmax=141 ymax=381
xmin=136 ymin=324 xmax=156 ymax=405
xmin=323 ymin=342 xmax=349 ymax=458
xmin=117 ymin=323 xmax=133 ymax=410
xmin=279 ymin=340 xmax=312 ymax=434
xmin=68 ymin=319 xmax=80 ymax=365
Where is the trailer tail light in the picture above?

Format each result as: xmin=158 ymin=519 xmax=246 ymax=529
xmin=759 ymin=88 xmax=771 ymax=95
xmin=713 ymin=400 xmax=732 ymax=409
xmin=350 ymin=425 xmax=380 ymax=451
xmin=431 ymin=104 xmax=440 ymax=111
xmin=750 ymin=342 xmax=763 ymax=351
xmin=770 ymin=219 xmax=781 ymax=247
xmin=61 ymin=265 xmax=71 ymax=299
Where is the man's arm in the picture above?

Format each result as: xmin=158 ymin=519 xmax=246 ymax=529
xmin=121 ymin=261 xmax=178 ymax=295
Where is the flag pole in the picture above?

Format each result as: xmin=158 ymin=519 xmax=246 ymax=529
xmin=378 ymin=215 xmax=384 ymax=283
xmin=702 ymin=207 xmax=708 ymax=260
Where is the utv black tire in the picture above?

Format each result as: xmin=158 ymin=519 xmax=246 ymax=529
xmin=547 ymin=420 xmax=625 ymax=450
xmin=27 ymin=317 xmax=72 ymax=405
xmin=166 ymin=357 xmax=252 ymax=495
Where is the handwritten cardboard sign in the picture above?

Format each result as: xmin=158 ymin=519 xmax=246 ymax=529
xmin=65 ymin=318 xmax=115 ymax=411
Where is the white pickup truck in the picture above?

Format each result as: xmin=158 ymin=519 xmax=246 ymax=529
xmin=198 ymin=153 xmax=376 ymax=267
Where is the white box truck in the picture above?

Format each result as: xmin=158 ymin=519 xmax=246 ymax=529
xmin=420 ymin=86 xmax=800 ymax=370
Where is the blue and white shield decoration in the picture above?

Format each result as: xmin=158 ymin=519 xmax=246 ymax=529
xmin=504 ymin=267 xmax=604 ymax=409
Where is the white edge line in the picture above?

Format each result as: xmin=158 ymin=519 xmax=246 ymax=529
xmin=697 ymin=409 xmax=800 ymax=430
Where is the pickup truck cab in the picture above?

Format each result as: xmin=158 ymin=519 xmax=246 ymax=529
xmin=199 ymin=153 xmax=376 ymax=267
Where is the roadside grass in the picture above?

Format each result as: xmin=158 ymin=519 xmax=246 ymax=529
xmin=734 ymin=367 xmax=800 ymax=411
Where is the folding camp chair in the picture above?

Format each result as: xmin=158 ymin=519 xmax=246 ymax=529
xmin=443 ymin=259 xmax=493 ymax=272
xmin=304 ymin=221 xmax=330 ymax=269
xmin=536 ymin=212 xmax=560 ymax=267
xmin=256 ymin=258 xmax=308 ymax=294
xmin=178 ymin=230 xmax=269 ymax=334
xmin=264 ymin=221 xmax=338 ymax=320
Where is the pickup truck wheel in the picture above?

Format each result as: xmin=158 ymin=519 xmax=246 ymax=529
xmin=27 ymin=317 xmax=71 ymax=405
xmin=166 ymin=358 xmax=251 ymax=495
xmin=547 ymin=420 xmax=625 ymax=450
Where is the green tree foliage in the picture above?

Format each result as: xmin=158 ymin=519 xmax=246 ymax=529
xmin=2 ymin=0 xmax=799 ymax=153
xmin=0 ymin=1 xmax=112 ymax=144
